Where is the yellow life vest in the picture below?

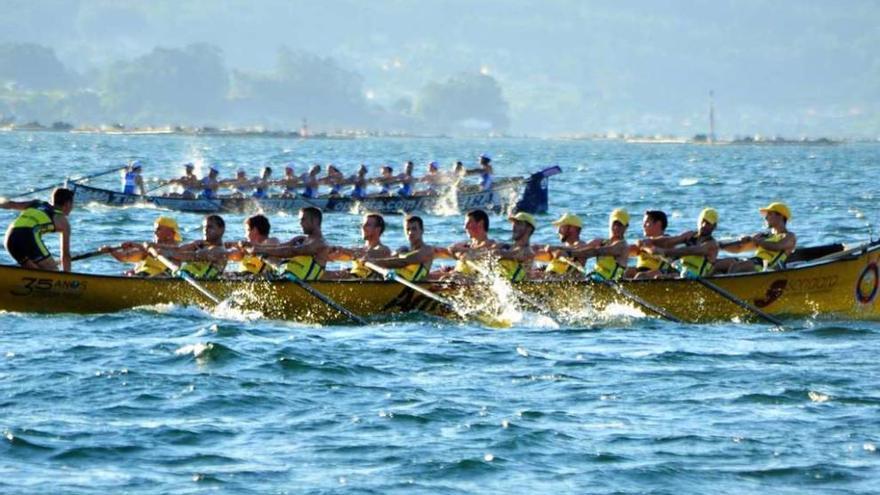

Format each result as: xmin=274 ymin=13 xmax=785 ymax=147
xmin=677 ymin=235 xmax=714 ymax=278
xmin=498 ymin=258 xmax=527 ymax=282
xmin=349 ymin=259 xmax=374 ymax=278
xmin=238 ymin=254 xmax=267 ymax=275
xmin=179 ymin=261 xmax=222 ymax=280
xmin=454 ymin=259 xmax=476 ymax=274
xmin=545 ymin=257 xmax=573 ymax=275
xmin=593 ymin=241 xmax=625 ymax=281
xmin=279 ymin=255 xmax=324 ymax=281
xmin=393 ymin=249 xmax=430 ymax=282
xmin=636 ymin=252 xmax=671 ymax=272
xmin=134 ymin=256 xmax=171 ymax=277
xmin=12 ymin=201 xmax=58 ymax=234
xmin=754 ymin=233 xmax=789 ymax=271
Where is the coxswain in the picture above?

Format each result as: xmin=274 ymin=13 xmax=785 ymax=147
xmin=200 ymin=166 xmax=221 ymax=199
xmin=349 ymin=164 xmax=369 ymax=200
xmin=641 ymin=208 xmax=720 ymax=278
xmin=302 ymin=165 xmax=321 ymax=199
xmin=491 ymin=212 xmax=537 ymax=282
xmin=325 ymin=213 xmax=392 ymax=279
xmin=624 ymin=210 xmax=674 ymax=279
xmin=561 ymin=208 xmax=630 ymax=282
xmin=252 ymin=167 xmax=273 ymax=199
xmin=251 ymin=206 xmax=327 ymax=281
xmin=714 ymin=202 xmax=797 ymax=273
xmin=163 ymin=215 xmax=228 ymax=279
xmin=227 ymin=214 xmax=280 ymax=277
xmin=102 ymin=216 xmax=183 ymax=277
xmin=366 ymin=215 xmax=435 ymax=282
xmin=122 ymin=160 xmax=146 ymax=195
xmin=537 ymin=212 xmax=589 ymax=278
xmin=2 ymin=187 xmax=74 ymax=271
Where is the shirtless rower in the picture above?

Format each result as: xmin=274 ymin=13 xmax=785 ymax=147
xmin=164 ymin=163 xmax=200 ymax=198
xmin=222 ymin=169 xmax=252 ymax=197
xmin=102 ymin=216 xmax=183 ymax=277
xmin=325 ymin=213 xmax=392 ymax=280
xmin=640 ymin=208 xmax=720 ymax=278
xmin=366 ymin=215 xmax=435 ymax=282
xmin=559 ymin=208 xmax=630 ymax=282
xmin=714 ymin=202 xmax=797 ymax=273
xmin=251 ymin=206 xmax=328 ymax=281
xmin=2 ymin=187 xmax=74 ymax=272
xmin=277 ymin=164 xmax=300 ymax=197
xmin=419 ymin=161 xmax=444 ymax=195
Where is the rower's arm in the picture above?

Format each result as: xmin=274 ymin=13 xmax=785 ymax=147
xmin=371 ymin=246 xmax=432 ymax=269
xmin=755 ymin=233 xmax=796 ymax=252
xmin=661 ymin=241 xmax=719 ymax=259
xmin=58 ymin=216 xmax=71 ymax=272
xmin=0 ymin=199 xmax=36 ymax=211
xmin=255 ymin=239 xmax=324 ymax=258
xmin=720 ymin=237 xmax=756 ymax=253
xmin=434 ymin=246 xmax=455 ymax=259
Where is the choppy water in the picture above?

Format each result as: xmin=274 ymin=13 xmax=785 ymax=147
xmin=1 ymin=132 xmax=879 ymax=493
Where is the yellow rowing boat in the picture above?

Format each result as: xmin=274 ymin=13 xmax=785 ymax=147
xmin=2 ymin=241 xmax=878 ymax=324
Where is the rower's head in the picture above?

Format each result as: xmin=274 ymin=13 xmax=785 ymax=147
xmin=309 ymin=164 xmax=321 ymax=176
xmin=327 ymin=164 xmax=341 ymax=176
xmin=261 ymin=167 xmax=272 ymax=179
xmin=184 ymin=163 xmax=195 ymax=174
xmin=454 ymin=161 xmax=465 ymax=175
xmin=609 ymin=208 xmax=629 ymax=238
xmin=208 ymin=166 xmax=220 ymax=177
xmin=509 ymin=211 xmax=536 ymax=243
xmin=357 ymin=164 xmax=368 ymax=177
xmin=130 ymin=160 xmax=143 ymax=172
xmin=405 ymin=215 xmax=424 ymax=244
xmin=51 ymin=187 xmax=75 ymax=215
xmin=698 ymin=208 xmax=719 ymax=236
xmin=552 ymin=212 xmax=582 ymax=243
xmin=404 ymin=161 xmax=414 ymax=174
xmin=285 ymin=164 xmax=295 ymax=176
xmin=245 ymin=214 xmax=271 ymax=243
xmin=236 ymin=169 xmax=247 ymax=179
xmin=479 ymin=153 xmax=492 ymax=166
xmin=299 ymin=206 xmax=323 ymax=235
xmin=427 ymin=161 xmax=439 ymax=173
xmin=381 ymin=165 xmax=393 ymax=177
xmin=759 ymin=202 xmax=791 ymax=229
xmin=465 ymin=209 xmax=490 ymax=239
xmin=642 ymin=210 xmax=668 ymax=237
xmin=361 ymin=213 xmax=385 ymax=242
xmin=154 ymin=216 xmax=182 ymax=243
xmin=203 ymin=214 xmax=225 ymax=243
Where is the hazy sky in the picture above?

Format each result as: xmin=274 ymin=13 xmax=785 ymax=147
xmin=2 ymin=0 xmax=877 ymax=137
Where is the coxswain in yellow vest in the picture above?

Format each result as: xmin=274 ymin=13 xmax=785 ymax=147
xmin=435 ymin=209 xmax=497 ymax=279
xmin=325 ymin=213 xmax=392 ymax=280
xmin=536 ymin=212 xmax=589 ymax=278
xmin=251 ymin=206 xmax=328 ymax=281
xmin=490 ymin=212 xmax=537 ymax=282
xmin=2 ymin=187 xmax=75 ymax=272
xmin=563 ymin=208 xmax=630 ymax=282
xmin=164 ymin=214 xmax=228 ymax=280
xmin=367 ymin=215 xmax=435 ymax=282
xmin=644 ymin=208 xmax=721 ymax=279
xmin=715 ymin=202 xmax=797 ymax=273
xmin=102 ymin=216 xmax=183 ymax=277
xmin=626 ymin=210 xmax=674 ymax=279
xmin=225 ymin=214 xmax=280 ymax=278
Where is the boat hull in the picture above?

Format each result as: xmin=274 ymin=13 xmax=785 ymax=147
xmin=2 ymin=243 xmax=879 ymax=324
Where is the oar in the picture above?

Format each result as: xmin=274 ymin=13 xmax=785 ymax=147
xmin=71 ymin=249 xmax=113 ymax=262
xmin=262 ymin=257 xmax=367 ymax=325
xmin=364 ymin=261 xmax=510 ymax=328
xmin=559 ymin=257 xmax=684 ymax=323
xmin=11 ymin=165 xmax=129 ymax=198
xmin=146 ymin=247 xmax=223 ymax=305
xmin=653 ymin=253 xmax=784 ymax=327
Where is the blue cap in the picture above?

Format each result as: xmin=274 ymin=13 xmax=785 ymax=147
xmin=209 ymin=165 xmax=220 ymax=173
xmin=428 ymin=161 xmax=439 ymax=170
xmin=479 ymin=153 xmax=491 ymax=162
xmin=183 ymin=162 xmax=194 ymax=169
xmin=131 ymin=160 xmax=143 ymax=170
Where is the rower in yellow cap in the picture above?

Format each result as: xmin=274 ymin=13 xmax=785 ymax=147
xmin=715 ymin=202 xmax=797 ymax=273
xmin=536 ymin=212 xmax=589 ymax=278
xmin=560 ymin=208 xmax=630 ymax=281
xmin=491 ymin=211 xmax=537 ymax=282
xmin=102 ymin=216 xmax=183 ymax=277
xmin=640 ymin=207 xmax=720 ymax=278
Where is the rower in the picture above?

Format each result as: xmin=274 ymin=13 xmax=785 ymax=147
xmin=252 ymin=206 xmax=327 ymax=281
xmin=561 ymin=208 xmax=630 ymax=282
xmin=227 ymin=214 xmax=280 ymax=277
xmin=641 ymin=208 xmax=720 ymax=278
xmin=165 ymin=163 xmax=199 ymax=198
xmin=302 ymin=165 xmax=321 ymax=199
xmin=367 ymin=215 xmax=435 ymax=282
xmin=103 ymin=216 xmax=183 ymax=277
xmin=468 ymin=153 xmax=493 ymax=191
xmin=420 ymin=161 xmax=443 ymax=195
xmin=437 ymin=209 xmax=497 ymax=277
xmin=625 ymin=210 xmax=674 ymax=279
xmin=223 ymin=169 xmax=252 ymax=197
xmin=2 ymin=187 xmax=74 ymax=272
xmin=377 ymin=165 xmax=395 ymax=196
xmin=122 ymin=160 xmax=146 ymax=195
xmin=350 ymin=165 xmax=369 ymax=200
xmin=277 ymin=164 xmax=299 ymax=197
xmin=163 ymin=214 xmax=228 ymax=280
xmin=200 ymin=166 xmax=221 ymax=199
xmin=539 ymin=212 xmax=589 ymax=278
xmin=252 ymin=167 xmax=272 ymax=199
xmin=715 ymin=202 xmax=797 ymax=273
xmin=492 ymin=212 xmax=537 ymax=282
xmin=397 ymin=161 xmax=415 ymax=197
xmin=326 ymin=213 xmax=392 ymax=279
xmin=325 ymin=165 xmax=345 ymax=197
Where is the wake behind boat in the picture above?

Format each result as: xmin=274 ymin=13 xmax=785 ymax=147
xmin=66 ymin=167 xmax=561 ymax=215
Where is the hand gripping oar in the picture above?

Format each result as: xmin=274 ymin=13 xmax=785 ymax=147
xmin=262 ymin=257 xmax=367 ymax=325
xmin=559 ymin=257 xmax=684 ymax=323
xmin=653 ymin=253 xmax=784 ymax=327
xmin=364 ymin=261 xmax=510 ymax=328
xmin=146 ymin=247 xmax=223 ymax=305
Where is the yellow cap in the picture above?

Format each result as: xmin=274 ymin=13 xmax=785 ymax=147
xmin=759 ymin=202 xmax=791 ymax=221
xmin=609 ymin=208 xmax=629 ymax=227
xmin=551 ymin=212 xmax=583 ymax=229
xmin=154 ymin=216 xmax=182 ymax=242
xmin=509 ymin=211 xmax=537 ymax=229
xmin=699 ymin=207 xmax=719 ymax=225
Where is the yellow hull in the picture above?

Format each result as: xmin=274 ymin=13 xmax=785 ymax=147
xmin=2 ymin=242 xmax=879 ymax=324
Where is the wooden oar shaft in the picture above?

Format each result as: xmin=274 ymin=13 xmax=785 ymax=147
xmin=262 ymin=257 xmax=366 ymax=325
xmin=71 ymin=249 xmax=111 ymax=262
xmin=146 ymin=247 xmax=223 ymax=305
xmin=559 ymin=257 xmax=684 ymax=323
